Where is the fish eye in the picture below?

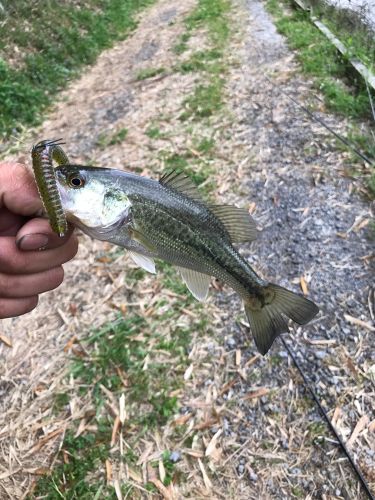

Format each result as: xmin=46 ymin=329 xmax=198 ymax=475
xmin=68 ymin=174 xmax=85 ymax=188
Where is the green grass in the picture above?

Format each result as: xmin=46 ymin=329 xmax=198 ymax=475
xmin=172 ymin=0 xmax=230 ymax=122
xmin=265 ymin=0 xmax=375 ymax=196
xmin=181 ymin=78 xmax=225 ymax=120
xmin=182 ymin=0 xmax=230 ymax=49
xmin=96 ymin=127 xmax=128 ymax=149
xmin=145 ymin=125 xmax=168 ymax=139
xmin=33 ymin=0 xmax=231 ymax=495
xmin=309 ymin=0 xmax=375 ymax=69
xmin=178 ymin=50 xmax=224 ymax=75
xmin=135 ymin=66 xmax=166 ymax=81
xmin=266 ymin=0 xmax=374 ymax=120
xmin=33 ymin=275 xmax=210 ymax=498
xmin=0 ymin=0 xmax=155 ymax=139
xmin=157 ymin=147 xmax=216 ymax=192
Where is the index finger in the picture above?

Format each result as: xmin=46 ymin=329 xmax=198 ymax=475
xmin=0 ymin=162 xmax=42 ymax=216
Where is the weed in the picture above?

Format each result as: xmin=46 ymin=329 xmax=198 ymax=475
xmin=34 ymin=308 xmax=196 ymax=497
xmin=159 ymin=151 xmax=189 ymax=171
xmin=194 ymin=136 xmax=215 ymax=155
xmin=52 ymin=392 xmax=70 ymax=414
xmin=145 ymin=125 xmax=167 ymax=139
xmin=96 ymin=127 xmax=128 ymax=149
xmin=175 ymin=0 xmax=231 ymax=122
xmin=291 ymin=485 xmax=305 ymax=498
xmin=161 ymin=451 xmax=177 ymax=486
xmin=33 ymin=0 xmax=230 ymax=495
xmin=136 ymin=66 xmax=165 ymax=81
xmin=178 ymin=49 xmax=224 ymax=74
xmin=266 ymin=0 xmax=375 ymax=122
xmin=307 ymin=421 xmax=326 ymax=437
xmin=181 ymin=79 xmax=224 ymax=120
xmin=266 ymin=0 xmax=375 ymax=197
xmin=173 ymin=33 xmax=191 ymax=55
xmin=34 ymin=431 xmax=110 ymax=498
xmin=367 ymin=219 xmax=375 ymax=240
xmin=0 ymin=0 xmax=155 ymax=138
xmin=310 ymin=0 xmax=375 ymax=68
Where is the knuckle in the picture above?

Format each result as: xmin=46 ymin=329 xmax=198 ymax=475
xmin=0 ymin=296 xmax=38 ymax=319
xmin=24 ymin=295 xmax=39 ymax=313
xmin=69 ymin=235 xmax=79 ymax=257
xmin=62 ymin=236 xmax=79 ymax=263
xmin=0 ymin=273 xmax=21 ymax=297
xmin=50 ymin=266 xmax=64 ymax=289
xmin=0 ymin=246 xmax=27 ymax=273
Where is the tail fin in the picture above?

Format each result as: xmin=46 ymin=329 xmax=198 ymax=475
xmin=244 ymin=284 xmax=319 ymax=355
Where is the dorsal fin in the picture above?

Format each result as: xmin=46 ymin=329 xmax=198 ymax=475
xmin=209 ymin=204 xmax=257 ymax=243
xmin=159 ymin=170 xmax=202 ymax=201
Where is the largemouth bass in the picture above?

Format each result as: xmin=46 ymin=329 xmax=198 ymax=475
xmin=55 ymin=165 xmax=319 ymax=354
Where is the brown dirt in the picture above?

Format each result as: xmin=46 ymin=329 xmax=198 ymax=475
xmin=1 ymin=0 xmax=374 ymax=498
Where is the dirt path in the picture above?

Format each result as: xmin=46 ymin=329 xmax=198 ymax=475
xmin=1 ymin=0 xmax=374 ymax=498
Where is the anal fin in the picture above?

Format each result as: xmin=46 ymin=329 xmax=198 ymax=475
xmin=176 ymin=266 xmax=210 ymax=301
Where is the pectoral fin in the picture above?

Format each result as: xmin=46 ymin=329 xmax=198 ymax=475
xmin=176 ymin=266 xmax=210 ymax=301
xmin=129 ymin=251 xmax=156 ymax=274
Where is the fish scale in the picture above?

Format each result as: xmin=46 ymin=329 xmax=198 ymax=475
xmin=47 ymin=157 xmax=319 ymax=355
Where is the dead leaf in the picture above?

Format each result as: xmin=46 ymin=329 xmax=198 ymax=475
xmin=173 ymin=413 xmax=192 ymax=426
xmin=159 ymin=459 xmax=166 ymax=484
xmin=0 ymin=334 xmax=12 ymax=347
xmin=347 ymin=416 xmax=369 ymax=448
xmin=300 ymin=276 xmax=308 ymax=296
xmin=242 ymin=387 xmax=269 ymax=400
xmin=235 ymin=349 xmax=241 ymax=366
xmin=198 ymin=458 xmax=212 ymax=490
xmin=111 ymin=415 xmax=121 ymax=447
xmin=344 ymin=314 xmax=375 ymax=332
xmin=64 ymin=335 xmax=77 ymax=352
xmin=106 ymin=459 xmax=112 ymax=482
xmin=205 ymin=428 xmax=222 ymax=457
xmin=184 ymin=364 xmax=194 ymax=380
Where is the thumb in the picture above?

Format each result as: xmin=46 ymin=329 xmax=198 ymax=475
xmin=0 ymin=162 xmax=42 ymax=216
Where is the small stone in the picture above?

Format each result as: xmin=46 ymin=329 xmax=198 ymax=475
xmin=291 ymin=467 xmax=301 ymax=475
xmin=314 ymin=350 xmax=327 ymax=360
xmin=226 ymin=337 xmax=237 ymax=349
xmin=179 ymin=406 xmax=192 ymax=415
xmin=169 ymin=451 xmax=181 ymax=463
xmin=249 ymin=471 xmax=258 ymax=482
xmin=237 ymin=464 xmax=245 ymax=474
xmin=280 ymin=439 xmax=289 ymax=450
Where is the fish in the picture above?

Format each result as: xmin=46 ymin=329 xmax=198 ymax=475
xmin=54 ymin=164 xmax=319 ymax=355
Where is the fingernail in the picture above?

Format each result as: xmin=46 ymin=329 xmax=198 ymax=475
xmin=17 ymin=233 xmax=49 ymax=251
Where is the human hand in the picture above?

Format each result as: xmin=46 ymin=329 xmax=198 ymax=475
xmin=0 ymin=162 xmax=78 ymax=318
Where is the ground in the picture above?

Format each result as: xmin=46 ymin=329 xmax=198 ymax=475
xmin=0 ymin=0 xmax=374 ymax=498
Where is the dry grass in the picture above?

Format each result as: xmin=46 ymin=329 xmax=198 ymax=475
xmin=0 ymin=0 xmax=374 ymax=498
